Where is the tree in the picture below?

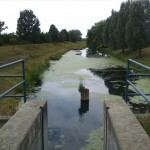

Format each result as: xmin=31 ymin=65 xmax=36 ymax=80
xmin=126 ymin=1 xmax=145 ymax=56
xmin=31 ymin=19 xmax=41 ymax=46
xmin=0 ymin=21 xmax=7 ymax=35
xmin=142 ymin=0 xmax=150 ymax=46
xmin=49 ymin=24 xmax=60 ymax=42
xmin=108 ymin=10 xmax=119 ymax=50
xmin=86 ymin=21 xmax=105 ymax=51
xmin=60 ymin=29 xmax=69 ymax=42
xmin=86 ymin=0 xmax=149 ymax=56
xmin=0 ymin=21 xmax=8 ymax=46
xmin=116 ymin=2 xmax=127 ymax=53
xmin=9 ymin=33 xmax=17 ymax=50
xmin=40 ymin=32 xmax=51 ymax=43
xmin=103 ymin=18 xmax=110 ymax=47
xmin=69 ymin=29 xmax=82 ymax=42
xmin=17 ymin=9 xmax=40 ymax=47
xmin=86 ymin=29 xmax=93 ymax=49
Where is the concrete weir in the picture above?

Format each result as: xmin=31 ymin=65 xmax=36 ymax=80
xmin=0 ymin=101 xmax=48 ymax=150
xmin=104 ymin=99 xmax=150 ymax=150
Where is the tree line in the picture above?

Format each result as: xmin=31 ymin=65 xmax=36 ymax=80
xmin=0 ymin=9 xmax=82 ymax=47
xmin=86 ymin=0 xmax=150 ymax=56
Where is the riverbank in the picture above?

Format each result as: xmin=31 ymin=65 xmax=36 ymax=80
xmin=101 ymin=47 xmax=150 ymax=137
xmin=0 ymin=41 xmax=86 ymax=115
xmin=102 ymin=47 xmax=150 ymax=66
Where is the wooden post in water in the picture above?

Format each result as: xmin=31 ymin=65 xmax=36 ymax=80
xmin=80 ymin=88 xmax=89 ymax=101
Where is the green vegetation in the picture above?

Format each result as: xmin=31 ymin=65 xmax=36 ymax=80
xmin=86 ymin=0 xmax=150 ymax=138
xmin=104 ymin=47 xmax=150 ymax=137
xmin=101 ymin=46 xmax=150 ymax=66
xmin=78 ymin=78 xmax=86 ymax=93
xmin=54 ymin=135 xmax=66 ymax=150
xmin=17 ymin=9 xmax=40 ymax=46
xmin=0 ymin=21 xmax=7 ymax=34
xmin=0 ymin=99 xmax=19 ymax=116
xmin=80 ymin=127 xmax=103 ymax=150
xmin=0 ymin=8 xmax=84 ymax=116
xmin=136 ymin=115 xmax=150 ymax=137
xmin=86 ymin=0 xmax=150 ymax=57
xmin=0 ymin=41 xmax=86 ymax=115
xmin=0 ymin=9 xmax=82 ymax=47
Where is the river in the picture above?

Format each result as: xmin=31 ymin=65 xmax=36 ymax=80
xmin=31 ymin=48 xmax=127 ymax=150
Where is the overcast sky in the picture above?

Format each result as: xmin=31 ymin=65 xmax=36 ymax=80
xmin=0 ymin=0 xmax=127 ymax=38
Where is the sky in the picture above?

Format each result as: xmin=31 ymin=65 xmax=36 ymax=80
xmin=0 ymin=0 xmax=127 ymax=38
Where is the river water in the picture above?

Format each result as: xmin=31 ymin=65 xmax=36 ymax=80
xmin=32 ymin=48 xmax=127 ymax=150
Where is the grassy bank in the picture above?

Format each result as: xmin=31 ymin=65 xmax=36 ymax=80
xmin=102 ymin=47 xmax=150 ymax=137
xmin=0 ymin=41 xmax=86 ymax=115
xmin=136 ymin=114 xmax=150 ymax=137
xmin=102 ymin=47 xmax=150 ymax=66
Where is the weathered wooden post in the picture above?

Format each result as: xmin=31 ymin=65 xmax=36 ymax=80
xmin=80 ymin=88 xmax=89 ymax=101
xmin=78 ymin=79 xmax=89 ymax=101
xmin=78 ymin=80 xmax=89 ymax=116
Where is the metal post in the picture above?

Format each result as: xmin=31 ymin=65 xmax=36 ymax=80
xmin=0 ymin=59 xmax=27 ymax=102
xmin=125 ymin=60 xmax=130 ymax=102
xmin=22 ymin=60 xmax=26 ymax=103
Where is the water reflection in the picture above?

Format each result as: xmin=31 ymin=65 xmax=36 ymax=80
xmin=34 ymin=49 xmax=127 ymax=149
xmin=86 ymin=48 xmax=109 ymax=58
xmin=86 ymin=48 xmax=97 ymax=57
xmin=78 ymin=100 xmax=89 ymax=117
xmin=89 ymin=66 xmax=127 ymax=99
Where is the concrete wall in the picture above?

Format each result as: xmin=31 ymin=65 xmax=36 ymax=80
xmin=0 ymin=101 xmax=48 ymax=150
xmin=104 ymin=99 xmax=150 ymax=150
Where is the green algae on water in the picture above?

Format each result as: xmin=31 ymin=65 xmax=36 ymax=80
xmin=129 ymin=77 xmax=150 ymax=104
xmin=54 ymin=134 xmax=67 ymax=150
xmin=80 ymin=127 xmax=104 ymax=150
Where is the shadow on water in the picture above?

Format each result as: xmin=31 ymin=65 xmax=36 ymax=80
xmin=89 ymin=64 xmax=150 ymax=114
xmin=89 ymin=67 xmax=150 ymax=113
xmin=89 ymin=66 xmax=127 ymax=99
xmin=86 ymin=48 xmax=109 ymax=58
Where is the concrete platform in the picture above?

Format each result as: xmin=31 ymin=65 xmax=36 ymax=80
xmin=0 ymin=101 xmax=48 ymax=150
xmin=104 ymin=99 xmax=150 ymax=150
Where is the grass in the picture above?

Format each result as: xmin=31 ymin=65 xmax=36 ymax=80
xmin=0 ymin=41 xmax=86 ymax=115
xmin=136 ymin=115 xmax=150 ymax=137
xmin=0 ymin=99 xmax=19 ymax=115
xmin=102 ymin=46 xmax=150 ymax=137
xmin=102 ymin=47 xmax=150 ymax=66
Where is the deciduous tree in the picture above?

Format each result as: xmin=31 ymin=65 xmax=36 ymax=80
xmin=0 ymin=21 xmax=7 ymax=35
xmin=17 ymin=9 xmax=40 ymax=47
xmin=49 ymin=24 xmax=60 ymax=43
xmin=126 ymin=1 xmax=145 ymax=56
xmin=69 ymin=30 xmax=82 ymax=42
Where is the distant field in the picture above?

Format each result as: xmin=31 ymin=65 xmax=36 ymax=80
xmin=0 ymin=42 xmax=86 ymax=65
xmin=0 ymin=41 xmax=86 ymax=115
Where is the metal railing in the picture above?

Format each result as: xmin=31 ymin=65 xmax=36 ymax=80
xmin=0 ymin=59 xmax=26 ymax=103
xmin=125 ymin=59 xmax=150 ymax=103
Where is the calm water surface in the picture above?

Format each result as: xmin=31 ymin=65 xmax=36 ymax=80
xmin=33 ymin=48 xmax=127 ymax=150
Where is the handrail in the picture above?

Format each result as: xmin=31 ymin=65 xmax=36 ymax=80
xmin=0 ymin=59 xmax=26 ymax=103
xmin=125 ymin=59 xmax=150 ymax=104
xmin=0 ymin=59 xmax=24 ymax=69
xmin=128 ymin=59 xmax=150 ymax=71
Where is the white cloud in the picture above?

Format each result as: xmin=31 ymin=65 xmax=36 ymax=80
xmin=0 ymin=0 xmax=126 ymax=38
